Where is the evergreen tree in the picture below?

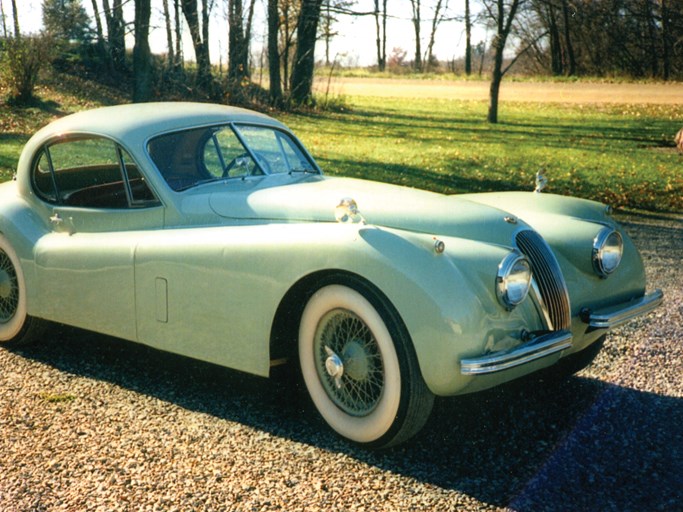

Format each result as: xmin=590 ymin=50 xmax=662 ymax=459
xmin=42 ymin=0 xmax=92 ymax=43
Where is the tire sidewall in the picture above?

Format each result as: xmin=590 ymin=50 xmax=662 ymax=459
xmin=0 ymin=234 xmax=28 ymax=344
xmin=299 ymin=284 xmax=402 ymax=444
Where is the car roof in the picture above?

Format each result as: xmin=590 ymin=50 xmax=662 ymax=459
xmin=32 ymin=102 xmax=285 ymax=144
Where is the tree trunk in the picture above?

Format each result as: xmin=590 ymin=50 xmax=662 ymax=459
xmin=487 ymin=0 xmax=521 ymax=124
xmin=661 ymin=0 xmax=671 ymax=80
xmin=228 ymin=0 xmax=256 ymax=83
xmin=133 ymin=0 xmax=153 ymax=102
xmin=162 ymin=0 xmax=175 ymax=69
xmin=465 ymin=0 xmax=472 ymax=75
xmin=374 ymin=0 xmax=385 ymax=71
xmin=548 ymin=2 xmax=562 ymax=75
xmin=425 ymin=0 xmax=445 ymax=72
xmin=290 ymin=0 xmax=323 ymax=104
xmin=382 ymin=0 xmax=387 ymax=72
xmin=228 ymin=0 xmax=246 ymax=81
xmin=644 ymin=0 xmax=658 ymax=78
xmin=174 ymin=0 xmax=184 ymax=69
xmin=410 ymin=0 xmax=422 ymax=71
xmin=10 ymin=0 xmax=20 ymax=37
xmin=181 ymin=0 xmax=212 ymax=89
xmin=102 ymin=0 xmax=127 ymax=72
xmin=560 ymin=0 xmax=575 ymax=76
xmin=90 ymin=0 xmax=106 ymax=56
xmin=268 ymin=0 xmax=283 ymax=105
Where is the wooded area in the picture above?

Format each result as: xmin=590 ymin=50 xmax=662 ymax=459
xmin=1 ymin=0 xmax=682 ymax=122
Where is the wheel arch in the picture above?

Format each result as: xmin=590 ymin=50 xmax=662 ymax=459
xmin=269 ymin=269 xmax=416 ymax=374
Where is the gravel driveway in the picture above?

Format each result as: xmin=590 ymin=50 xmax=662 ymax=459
xmin=1 ymin=213 xmax=681 ymax=511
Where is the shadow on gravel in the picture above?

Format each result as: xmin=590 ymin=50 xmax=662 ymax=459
xmin=16 ymin=328 xmax=682 ymax=511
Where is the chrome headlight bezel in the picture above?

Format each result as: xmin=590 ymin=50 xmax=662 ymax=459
xmin=592 ymin=227 xmax=623 ymax=278
xmin=496 ymin=251 xmax=532 ymax=310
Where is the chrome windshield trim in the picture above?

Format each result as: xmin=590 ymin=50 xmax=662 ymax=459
xmin=588 ymin=289 xmax=664 ymax=329
xmin=460 ymin=330 xmax=572 ymax=375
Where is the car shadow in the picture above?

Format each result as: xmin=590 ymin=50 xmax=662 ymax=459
xmin=14 ymin=327 xmax=682 ymax=511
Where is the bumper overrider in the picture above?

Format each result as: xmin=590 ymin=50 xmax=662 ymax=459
xmin=461 ymin=290 xmax=664 ymax=376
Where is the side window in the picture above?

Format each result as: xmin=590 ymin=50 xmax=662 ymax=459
xmin=32 ymin=137 xmax=157 ymax=208
xmin=235 ymin=125 xmax=315 ymax=174
xmin=120 ymin=149 xmax=157 ymax=204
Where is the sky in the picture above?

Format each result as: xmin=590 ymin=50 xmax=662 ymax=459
xmin=10 ymin=0 xmax=488 ymax=68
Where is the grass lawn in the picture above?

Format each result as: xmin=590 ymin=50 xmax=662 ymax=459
xmin=1 ymin=80 xmax=681 ymax=213
xmin=283 ymin=96 xmax=682 ymax=212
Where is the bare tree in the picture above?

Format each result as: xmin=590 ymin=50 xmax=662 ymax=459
xmin=279 ymin=0 xmax=301 ymax=93
xmin=228 ymin=0 xmax=257 ymax=84
xmin=465 ymin=0 xmax=472 ymax=74
xmin=267 ymin=0 xmax=283 ymax=105
xmin=484 ymin=0 xmax=524 ymax=123
xmin=162 ymin=0 xmax=175 ymax=69
xmin=559 ymin=0 xmax=575 ymax=75
xmin=409 ymin=0 xmax=422 ymax=71
xmin=290 ymin=0 xmax=324 ymax=104
xmin=133 ymin=0 xmax=153 ymax=102
xmin=10 ymin=0 xmax=19 ymax=37
xmin=90 ymin=0 xmax=106 ymax=53
xmin=102 ymin=0 xmax=127 ymax=72
xmin=425 ymin=0 xmax=448 ymax=71
xmin=174 ymin=0 xmax=184 ymax=69
xmin=0 ymin=0 xmax=7 ymax=38
xmin=373 ymin=0 xmax=388 ymax=71
xmin=180 ymin=0 xmax=212 ymax=89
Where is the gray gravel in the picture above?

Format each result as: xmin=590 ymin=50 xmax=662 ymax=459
xmin=1 ymin=212 xmax=681 ymax=511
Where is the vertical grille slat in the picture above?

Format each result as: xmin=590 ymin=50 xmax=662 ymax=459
xmin=516 ymin=230 xmax=571 ymax=330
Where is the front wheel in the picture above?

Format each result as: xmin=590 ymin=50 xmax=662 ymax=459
xmin=0 ymin=235 xmax=46 ymax=347
xmin=298 ymin=282 xmax=434 ymax=448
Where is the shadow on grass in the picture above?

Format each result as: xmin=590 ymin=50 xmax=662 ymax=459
xmin=297 ymin=106 xmax=674 ymax=152
xmin=14 ymin=326 xmax=682 ymax=510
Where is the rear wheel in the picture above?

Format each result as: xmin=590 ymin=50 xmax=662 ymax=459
xmin=0 ymin=235 xmax=46 ymax=347
xmin=298 ymin=280 xmax=434 ymax=448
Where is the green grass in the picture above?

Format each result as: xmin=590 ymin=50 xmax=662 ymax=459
xmin=1 ymin=80 xmax=681 ymax=212
xmin=283 ymin=96 xmax=683 ymax=212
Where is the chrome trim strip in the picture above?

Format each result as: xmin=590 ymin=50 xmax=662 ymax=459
xmin=588 ymin=289 xmax=664 ymax=329
xmin=528 ymin=279 xmax=554 ymax=331
xmin=460 ymin=330 xmax=573 ymax=375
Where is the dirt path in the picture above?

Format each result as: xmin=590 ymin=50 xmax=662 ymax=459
xmin=315 ymin=77 xmax=683 ymax=104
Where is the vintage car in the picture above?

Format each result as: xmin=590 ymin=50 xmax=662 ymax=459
xmin=0 ymin=103 xmax=662 ymax=448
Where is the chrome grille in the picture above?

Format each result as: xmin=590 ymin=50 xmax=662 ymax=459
xmin=515 ymin=230 xmax=571 ymax=330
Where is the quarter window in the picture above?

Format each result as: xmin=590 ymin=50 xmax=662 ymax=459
xmin=32 ymin=136 xmax=157 ymax=208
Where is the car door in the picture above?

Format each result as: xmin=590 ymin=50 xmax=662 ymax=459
xmin=31 ymin=135 xmax=164 ymax=341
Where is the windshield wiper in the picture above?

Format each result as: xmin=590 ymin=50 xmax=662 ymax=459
xmin=289 ymin=168 xmax=318 ymax=175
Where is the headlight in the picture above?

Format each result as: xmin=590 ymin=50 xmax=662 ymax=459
xmin=592 ymin=228 xmax=623 ymax=278
xmin=496 ymin=251 xmax=532 ymax=310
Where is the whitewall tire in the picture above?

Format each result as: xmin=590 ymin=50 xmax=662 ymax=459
xmin=0 ymin=235 xmax=45 ymax=346
xmin=298 ymin=281 xmax=434 ymax=448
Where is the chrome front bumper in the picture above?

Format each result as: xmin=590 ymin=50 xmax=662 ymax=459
xmin=460 ymin=290 xmax=663 ymax=376
xmin=461 ymin=330 xmax=572 ymax=375
xmin=586 ymin=289 xmax=664 ymax=329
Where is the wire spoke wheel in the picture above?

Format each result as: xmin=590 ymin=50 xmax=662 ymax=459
xmin=0 ymin=249 xmax=20 ymax=323
xmin=0 ymin=235 xmax=47 ymax=346
xmin=299 ymin=280 xmax=434 ymax=448
xmin=315 ymin=309 xmax=384 ymax=416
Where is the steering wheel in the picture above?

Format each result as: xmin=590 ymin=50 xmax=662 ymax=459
xmin=222 ymin=152 xmax=271 ymax=178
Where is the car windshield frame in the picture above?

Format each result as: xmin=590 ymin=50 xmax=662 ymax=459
xmin=147 ymin=122 xmax=321 ymax=192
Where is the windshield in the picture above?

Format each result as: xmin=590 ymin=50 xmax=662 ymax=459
xmin=147 ymin=123 xmax=318 ymax=191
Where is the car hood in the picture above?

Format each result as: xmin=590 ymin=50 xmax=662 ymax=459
xmin=207 ymin=176 xmax=521 ymax=245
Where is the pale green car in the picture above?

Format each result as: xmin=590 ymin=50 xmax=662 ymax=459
xmin=0 ymin=103 xmax=663 ymax=448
